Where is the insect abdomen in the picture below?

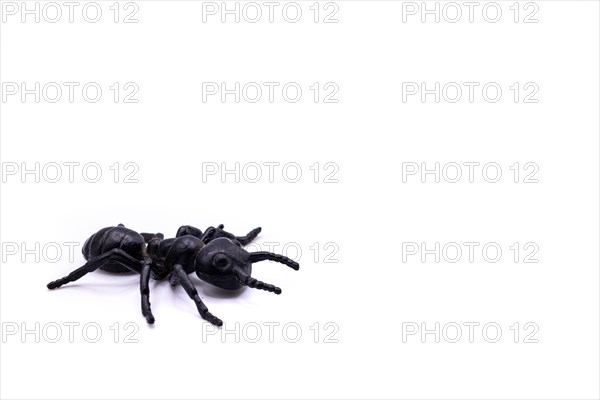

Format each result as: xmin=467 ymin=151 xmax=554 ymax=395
xmin=82 ymin=226 xmax=145 ymax=273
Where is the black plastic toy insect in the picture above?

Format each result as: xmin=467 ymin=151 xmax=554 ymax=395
xmin=47 ymin=224 xmax=299 ymax=326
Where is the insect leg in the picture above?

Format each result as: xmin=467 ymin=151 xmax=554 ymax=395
xmin=46 ymin=249 xmax=142 ymax=289
xmin=172 ymin=264 xmax=223 ymax=327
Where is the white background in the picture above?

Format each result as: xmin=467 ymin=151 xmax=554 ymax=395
xmin=0 ymin=1 xmax=599 ymax=399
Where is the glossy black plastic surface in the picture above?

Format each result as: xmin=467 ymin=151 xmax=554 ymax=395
xmin=47 ymin=224 xmax=299 ymax=326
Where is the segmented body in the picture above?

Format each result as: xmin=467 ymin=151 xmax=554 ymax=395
xmin=82 ymin=226 xmax=146 ymax=273
xmin=147 ymin=235 xmax=205 ymax=275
